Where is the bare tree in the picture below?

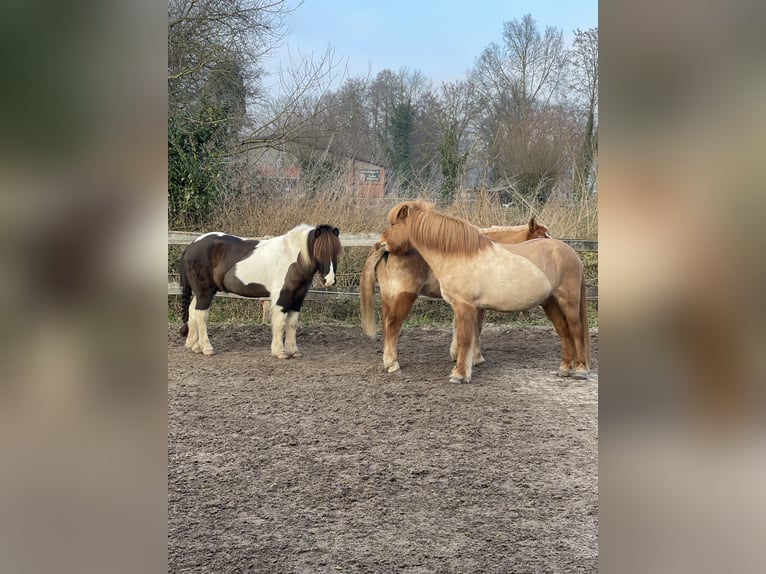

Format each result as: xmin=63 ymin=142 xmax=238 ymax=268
xmin=569 ymin=27 xmax=599 ymax=196
xmin=168 ymin=0 xmax=293 ymax=119
xmin=470 ymin=14 xmax=570 ymax=200
xmin=432 ymin=81 xmax=478 ymax=200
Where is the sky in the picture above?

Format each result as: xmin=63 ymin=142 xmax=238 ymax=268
xmin=263 ymin=0 xmax=598 ymax=90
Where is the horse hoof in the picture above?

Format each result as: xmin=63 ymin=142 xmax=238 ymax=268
xmin=277 ymin=353 xmax=289 ymax=360
xmin=473 ymin=356 xmax=486 ymax=366
xmin=192 ymin=346 xmax=202 ymax=354
xmin=573 ymin=370 xmax=588 ymax=380
xmin=557 ymin=368 xmax=573 ymax=377
xmin=386 ymin=362 xmax=401 ymax=373
xmin=449 ymin=376 xmax=468 ymax=384
xmin=291 ymin=351 xmax=302 ymax=358
xmin=202 ymin=348 xmax=215 ymax=356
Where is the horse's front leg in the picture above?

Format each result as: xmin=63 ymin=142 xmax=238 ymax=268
xmin=451 ymin=308 xmax=485 ymax=366
xmin=382 ymin=292 xmax=417 ymax=373
xmin=270 ymin=305 xmax=289 ymax=359
xmin=449 ymin=302 xmax=477 ymax=384
xmin=284 ymin=310 xmax=302 ymax=358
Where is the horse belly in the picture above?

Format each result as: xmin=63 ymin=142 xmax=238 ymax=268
xmin=222 ymin=268 xmax=270 ymax=298
xmin=440 ymin=257 xmax=551 ymax=312
xmin=480 ymin=266 xmax=551 ymax=311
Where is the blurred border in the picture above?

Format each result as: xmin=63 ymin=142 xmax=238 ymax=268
xmin=0 ymin=1 xmax=167 ymax=573
xmin=1 ymin=0 xmax=765 ymax=572
xmin=600 ymin=0 xmax=766 ymax=572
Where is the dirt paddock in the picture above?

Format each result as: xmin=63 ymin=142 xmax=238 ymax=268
xmin=168 ymin=323 xmax=598 ymax=573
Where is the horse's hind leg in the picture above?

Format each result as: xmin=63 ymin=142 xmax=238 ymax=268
xmin=542 ymin=299 xmax=575 ymax=376
xmin=186 ymin=290 xmax=215 ymax=356
xmin=382 ymin=292 xmax=417 ymax=373
xmin=185 ymin=296 xmax=200 ymax=350
xmin=194 ymin=307 xmax=215 ymax=356
xmin=474 ymin=308 xmax=486 ymax=366
xmin=561 ymin=300 xmax=588 ymax=379
xmin=284 ymin=311 xmax=302 ymax=358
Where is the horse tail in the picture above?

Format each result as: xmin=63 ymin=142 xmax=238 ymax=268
xmin=179 ymin=249 xmax=191 ymax=338
xmin=580 ymin=269 xmax=590 ymax=369
xmin=360 ymin=243 xmax=387 ymax=338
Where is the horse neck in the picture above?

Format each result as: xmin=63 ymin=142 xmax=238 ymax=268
xmin=285 ymin=225 xmax=314 ymax=272
xmin=406 ymin=211 xmax=486 ymax=273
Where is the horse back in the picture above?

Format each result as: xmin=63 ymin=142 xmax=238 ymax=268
xmin=502 ymin=238 xmax=583 ymax=284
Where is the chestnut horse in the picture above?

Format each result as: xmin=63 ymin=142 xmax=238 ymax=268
xmin=380 ymin=201 xmax=589 ymax=383
xmin=179 ymin=224 xmax=341 ymax=358
xmin=360 ymin=218 xmax=551 ymax=372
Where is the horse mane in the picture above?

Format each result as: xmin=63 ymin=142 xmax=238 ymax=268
xmin=393 ymin=201 xmax=491 ymax=257
xmin=283 ymin=224 xmax=314 ymax=268
xmin=311 ymin=224 xmax=342 ymax=264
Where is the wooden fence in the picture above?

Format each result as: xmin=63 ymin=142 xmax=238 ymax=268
xmin=168 ymin=231 xmax=598 ymax=301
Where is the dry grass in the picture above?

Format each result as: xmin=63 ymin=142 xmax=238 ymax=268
xmin=199 ymin=174 xmax=597 ymax=240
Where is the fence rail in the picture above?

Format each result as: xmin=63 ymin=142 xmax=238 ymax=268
xmin=168 ymin=231 xmax=598 ymax=301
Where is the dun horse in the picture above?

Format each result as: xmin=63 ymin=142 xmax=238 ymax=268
xmin=360 ymin=219 xmax=551 ymax=372
xmin=380 ymin=201 xmax=589 ymax=383
xmin=179 ymin=224 xmax=341 ymax=358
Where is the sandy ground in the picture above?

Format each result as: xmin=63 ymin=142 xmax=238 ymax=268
xmin=168 ymin=323 xmax=598 ymax=573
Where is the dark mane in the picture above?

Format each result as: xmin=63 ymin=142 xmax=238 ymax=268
xmin=310 ymin=224 xmax=342 ymax=265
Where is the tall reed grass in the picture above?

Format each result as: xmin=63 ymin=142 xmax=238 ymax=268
xmin=200 ymin=173 xmax=598 ymax=240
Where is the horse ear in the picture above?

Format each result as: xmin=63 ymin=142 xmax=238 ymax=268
xmin=314 ymin=228 xmax=322 ymax=237
xmin=332 ymin=227 xmax=339 ymax=236
xmin=395 ymin=204 xmax=410 ymax=220
xmin=529 ymin=217 xmax=537 ymax=231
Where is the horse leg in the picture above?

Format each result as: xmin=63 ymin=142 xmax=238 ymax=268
xmin=270 ymin=306 xmax=289 ymax=359
xmin=473 ymin=308 xmax=486 ymax=366
xmin=284 ymin=311 xmax=302 ymax=358
xmin=261 ymin=299 xmax=271 ymax=324
xmin=450 ymin=316 xmax=458 ymax=361
xmin=185 ymin=296 xmax=200 ymax=350
xmin=542 ymin=299 xmax=575 ymax=376
xmin=382 ymin=292 xmax=417 ymax=373
xmin=560 ymin=298 xmax=588 ymax=379
xmin=450 ymin=308 xmax=484 ymax=365
xmin=449 ymin=303 xmax=477 ymax=384
xmin=194 ymin=308 xmax=215 ymax=355
xmin=189 ymin=291 xmax=215 ymax=356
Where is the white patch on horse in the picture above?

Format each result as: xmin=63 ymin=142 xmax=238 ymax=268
xmin=323 ymin=261 xmax=335 ymax=286
xmin=231 ymin=224 xmax=312 ymax=293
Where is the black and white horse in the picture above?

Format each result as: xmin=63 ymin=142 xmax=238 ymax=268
xmin=179 ymin=224 xmax=341 ymax=358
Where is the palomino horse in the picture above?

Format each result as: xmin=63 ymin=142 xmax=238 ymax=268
xmin=380 ymin=201 xmax=589 ymax=383
xmin=179 ymin=224 xmax=341 ymax=358
xmin=360 ymin=218 xmax=551 ymax=373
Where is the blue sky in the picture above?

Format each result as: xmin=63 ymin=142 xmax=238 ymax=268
xmin=263 ymin=0 xmax=597 ymax=88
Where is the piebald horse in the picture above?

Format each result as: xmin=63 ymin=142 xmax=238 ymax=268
xmin=179 ymin=224 xmax=341 ymax=358
xmin=360 ymin=219 xmax=551 ymax=372
xmin=380 ymin=201 xmax=589 ymax=383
